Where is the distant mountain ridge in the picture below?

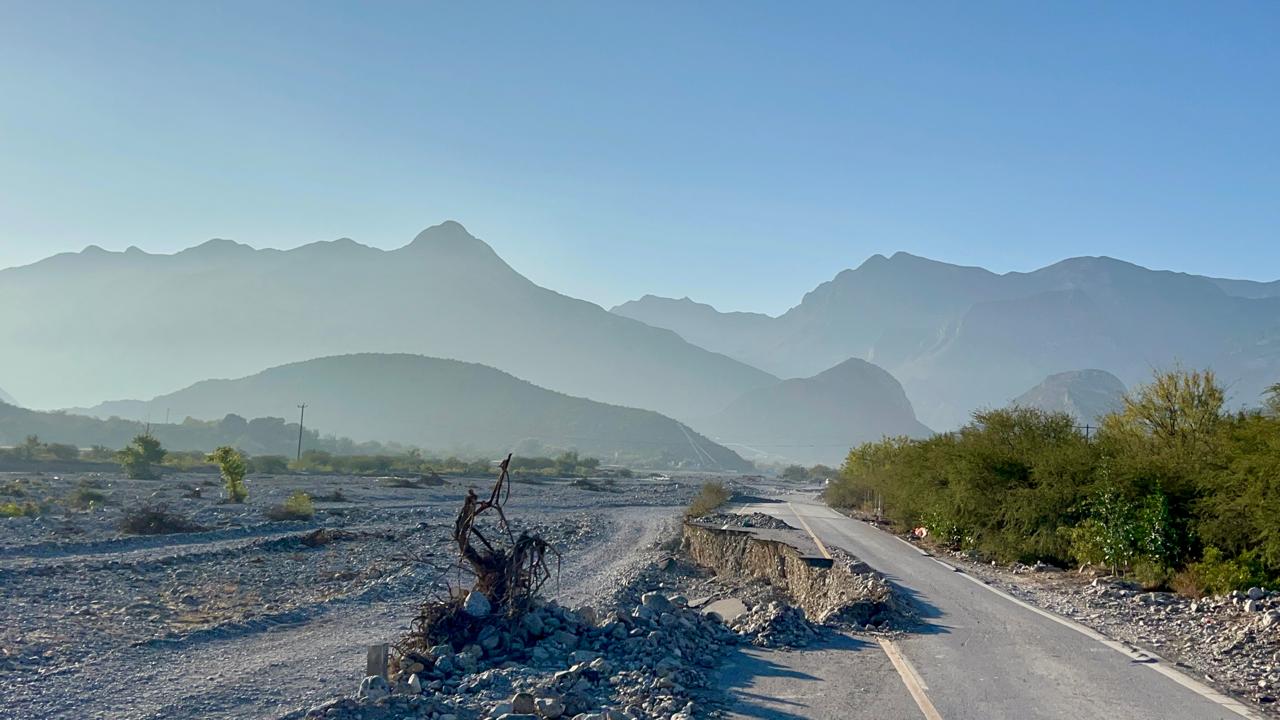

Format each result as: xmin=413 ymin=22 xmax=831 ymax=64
xmin=0 ymin=387 xmax=15 ymax=406
xmin=0 ymin=222 xmax=776 ymax=421
xmin=699 ymin=358 xmax=932 ymax=466
xmin=75 ymin=353 xmax=751 ymax=470
xmin=1011 ymin=369 xmax=1127 ymax=426
xmin=614 ymin=253 xmax=1280 ymax=429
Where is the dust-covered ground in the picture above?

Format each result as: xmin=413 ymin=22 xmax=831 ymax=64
xmin=0 ymin=470 xmax=707 ymax=720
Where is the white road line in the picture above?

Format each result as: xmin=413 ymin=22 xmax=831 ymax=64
xmin=878 ymin=637 xmax=944 ymax=720
xmin=785 ymin=501 xmax=832 ymax=559
xmin=871 ymin=518 xmax=1264 ymax=720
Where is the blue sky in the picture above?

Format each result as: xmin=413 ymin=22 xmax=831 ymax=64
xmin=1 ymin=1 xmax=1277 ymax=314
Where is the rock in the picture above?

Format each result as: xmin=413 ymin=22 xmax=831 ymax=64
xmin=641 ymin=592 xmax=673 ymax=613
xmin=1248 ymin=587 xmax=1266 ymax=601
xmin=406 ymin=673 xmax=423 ymax=694
xmin=489 ymin=702 xmax=514 ymax=717
xmin=523 ymin=611 xmax=546 ymax=637
xmin=511 ymin=692 xmax=537 ymax=714
xmin=553 ymin=630 xmax=579 ymax=649
xmin=479 ymin=624 xmax=503 ymax=650
xmin=536 ymin=697 xmax=566 ymax=718
xmin=358 ymin=675 xmax=390 ymax=702
xmin=429 ymin=643 xmax=454 ymax=660
xmin=464 ymin=591 xmax=492 ymax=618
xmin=702 ymin=598 xmax=748 ymax=622
xmin=1245 ymin=599 xmax=1262 ymax=613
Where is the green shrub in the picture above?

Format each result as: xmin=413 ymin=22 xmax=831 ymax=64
xmin=116 ymin=435 xmax=166 ymax=479
xmin=266 ymin=491 xmax=315 ymax=521
xmin=0 ymin=500 xmax=40 ymax=518
xmin=249 ymin=455 xmax=290 ymax=475
xmin=685 ymin=482 xmax=731 ymax=518
xmin=65 ymin=487 xmax=108 ymax=510
xmin=119 ymin=504 xmax=206 ymax=534
xmin=207 ymin=446 xmax=248 ymax=503
xmin=1185 ymin=547 xmax=1263 ymax=596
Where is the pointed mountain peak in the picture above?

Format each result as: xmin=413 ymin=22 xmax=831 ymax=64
xmin=401 ymin=221 xmax=508 ymax=269
xmin=407 ymin=220 xmax=484 ymax=248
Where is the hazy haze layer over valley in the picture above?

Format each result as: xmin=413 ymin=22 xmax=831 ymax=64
xmin=72 ymin=353 xmax=750 ymax=469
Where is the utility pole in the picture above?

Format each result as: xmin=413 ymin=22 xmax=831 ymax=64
xmin=296 ymin=403 xmax=308 ymax=461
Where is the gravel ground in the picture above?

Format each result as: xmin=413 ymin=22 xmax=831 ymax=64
xmin=0 ymin=470 xmax=714 ymax=720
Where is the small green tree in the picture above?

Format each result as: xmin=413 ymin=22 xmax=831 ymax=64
xmin=14 ymin=435 xmax=41 ymax=461
xmin=208 ymin=446 xmax=248 ymax=503
xmin=116 ymin=435 xmax=166 ymax=479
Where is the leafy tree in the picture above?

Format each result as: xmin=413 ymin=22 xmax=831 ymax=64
xmin=1265 ymin=382 xmax=1280 ymax=417
xmin=116 ymin=435 xmax=166 ymax=479
xmin=44 ymin=442 xmax=80 ymax=461
xmin=1101 ymin=367 xmax=1224 ymax=461
xmin=14 ymin=435 xmax=41 ymax=461
xmin=1070 ymin=486 xmax=1175 ymax=573
xmin=780 ymin=465 xmax=808 ymax=482
xmin=207 ymin=446 xmax=248 ymax=503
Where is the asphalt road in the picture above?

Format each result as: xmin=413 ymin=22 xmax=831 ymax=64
xmin=736 ymin=498 xmax=1262 ymax=720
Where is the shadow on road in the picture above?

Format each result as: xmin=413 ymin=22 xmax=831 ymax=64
xmin=877 ymin=570 xmax=952 ymax=636
xmin=719 ymin=633 xmax=879 ymax=719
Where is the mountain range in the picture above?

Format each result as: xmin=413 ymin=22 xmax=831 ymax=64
xmin=4 ymin=223 xmax=1276 ymax=465
xmin=0 ymin=222 xmax=774 ymax=422
xmin=75 ymin=353 xmax=750 ymax=470
xmin=614 ymin=253 xmax=1280 ymax=429
xmin=1011 ymin=369 xmax=1127 ymax=426
xmin=698 ymin=358 xmax=932 ymax=465
xmin=0 ymin=387 xmax=15 ymax=406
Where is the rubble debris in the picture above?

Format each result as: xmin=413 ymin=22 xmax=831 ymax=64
xmin=682 ymin=517 xmax=895 ymax=626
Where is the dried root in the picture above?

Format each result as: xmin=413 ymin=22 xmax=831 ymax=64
xmin=400 ymin=454 xmax=559 ymax=656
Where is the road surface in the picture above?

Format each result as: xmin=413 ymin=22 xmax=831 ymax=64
xmin=732 ymin=497 xmax=1261 ymax=720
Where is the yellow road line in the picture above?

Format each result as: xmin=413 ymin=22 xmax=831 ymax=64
xmin=878 ymin=637 xmax=944 ymax=720
xmin=786 ymin=502 xmax=832 ymax=559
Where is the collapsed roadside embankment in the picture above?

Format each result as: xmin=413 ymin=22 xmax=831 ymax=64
xmin=681 ymin=519 xmax=895 ymax=626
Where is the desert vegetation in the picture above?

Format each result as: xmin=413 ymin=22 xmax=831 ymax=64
xmin=208 ymin=446 xmax=249 ymax=503
xmin=685 ymin=481 xmax=732 ymax=518
xmin=265 ymin=490 xmax=315 ymax=521
xmin=826 ymin=368 xmax=1280 ymax=595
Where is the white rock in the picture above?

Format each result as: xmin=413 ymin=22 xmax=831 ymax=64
xmin=357 ymin=675 xmax=390 ymax=702
xmin=406 ymin=673 xmax=423 ymax=694
xmin=1248 ymin=587 xmax=1266 ymax=601
xmin=536 ymin=697 xmax=566 ymax=718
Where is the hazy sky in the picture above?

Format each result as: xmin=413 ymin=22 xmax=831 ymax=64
xmin=1 ymin=1 xmax=1277 ymax=314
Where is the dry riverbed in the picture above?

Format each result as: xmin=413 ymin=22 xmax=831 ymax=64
xmin=0 ymin=471 xmax=704 ymax=720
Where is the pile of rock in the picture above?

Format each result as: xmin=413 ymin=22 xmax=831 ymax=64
xmin=306 ymin=584 xmax=742 ymax=720
xmin=727 ymin=600 xmax=819 ymax=648
xmin=696 ymin=512 xmax=793 ymax=531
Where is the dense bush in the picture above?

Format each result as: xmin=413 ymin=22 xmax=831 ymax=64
xmin=119 ymin=504 xmax=206 ymax=535
xmin=686 ymin=481 xmax=731 ymax=518
xmin=825 ymin=369 xmax=1280 ymax=594
xmin=266 ymin=491 xmax=315 ymax=521
xmin=116 ymin=434 xmax=167 ymax=479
